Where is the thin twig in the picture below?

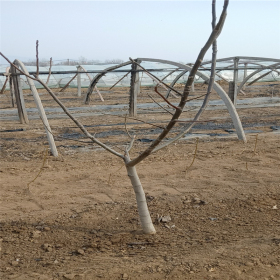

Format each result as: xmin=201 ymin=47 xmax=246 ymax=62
xmin=108 ymin=164 xmax=124 ymax=185
xmin=115 ymin=115 xmax=165 ymax=129
xmin=0 ymin=76 xmax=9 ymax=94
xmin=129 ymin=57 xmax=182 ymax=96
xmin=124 ymin=114 xmax=133 ymax=139
xmin=245 ymin=134 xmax=259 ymax=170
xmin=154 ymin=85 xmax=180 ymax=110
xmin=59 ymin=73 xmax=78 ymax=92
xmin=253 ymin=134 xmax=258 ymax=154
xmin=147 ymin=93 xmax=174 ymax=115
xmin=185 ymin=138 xmax=199 ymax=173
xmin=126 ymin=135 xmax=136 ymax=153
xmin=173 ymin=119 xmax=214 ymax=123
xmin=27 ymin=147 xmax=48 ymax=189
xmin=186 ymin=93 xmax=208 ymax=102
xmin=39 ymin=116 xmax=93 ymax=144
xmin=110 ymin=71 xmax=131 ymax=90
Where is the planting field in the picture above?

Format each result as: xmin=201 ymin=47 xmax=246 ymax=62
xmin=1 ymin=83 xmax=280 ymax=280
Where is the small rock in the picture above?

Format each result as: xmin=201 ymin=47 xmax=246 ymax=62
xmin=63 ymin=274 xmax=76 ymax=280
xmin=111 ymin=237 xmax=121 ymax=244
xmin=44 ymin=227 xmax=51 ymax=231
xmin=32 ymin=230 xmax=41 ymax=238
xmin=122 ymin=273 xmax=129 ymax=280
xmin=272 ymin=205 xmax=277 ymax=210
xmin=146 ymin=195 xmax=154 ymax=202
xmin=55 ymin=244 xmax=63 ymax=249
xmin=77 ymin=249 xmax=85 ymax=255
xmin=158 ymin=215 xmax=171 ymax=223
xmin=42 ymin=243 xmax=52 ymax=252
xmin=7 ymin=275 xmax=19 ymax=279
xmin=193 ymin=197 xmax=201 ymax=203
xmin=74 ymin=275 xmax=85 ymax=280
xmin=10 ymin=261 xmax=19 ymax=266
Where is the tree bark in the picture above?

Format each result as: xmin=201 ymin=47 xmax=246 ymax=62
xmin=125 ymin=155 xmax=156 ymax=234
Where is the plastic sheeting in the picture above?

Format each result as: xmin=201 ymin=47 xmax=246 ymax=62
xmin=1 ymin=60 xmax=280 ymax=91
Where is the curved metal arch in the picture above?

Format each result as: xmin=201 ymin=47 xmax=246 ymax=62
xmin=77 ymin=65 xmax=104 ymax=101
xmin=85 ymin=61 xmax=132 ymax=104
xmin=237 ymin=62 xmax=280 ymax=95
xmin=201 ymin=56 xmax=280 ymax=65
xmin=160 ymin=68 xmax=180 ymax=82
xmin=14 ymin=59 xmax=58 ymax=156
xmin=166 ymin=69 xmax=189 ymax=98
xmin=137 ymin=58 xmax=246 ymax=141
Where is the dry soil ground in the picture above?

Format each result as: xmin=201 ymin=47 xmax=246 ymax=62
xmin=1 ymin=83 xmax=280 ymax=280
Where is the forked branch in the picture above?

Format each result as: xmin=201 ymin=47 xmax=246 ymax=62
xmin=126 ymin=0 xmax=229 ymax=167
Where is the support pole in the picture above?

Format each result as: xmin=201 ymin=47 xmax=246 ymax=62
xmin=233 ymin=57 xmax=239 ymax=106
xmin=10 ymin=64 xmax=29 ymax=124
xmin=129 ymin=59 xmax=141 ymax=116
xmin=9 ymin=75 xmax=14 ymax=107
xmin=228 ymin=81 xmax=234 ymax=103
xmin=9 ymin=68 xmax=15 ymax=108
xmin=77 ymin=66 xmax=82 ymax=97
xmin=243 ymin=62 xmax=248 ymax=90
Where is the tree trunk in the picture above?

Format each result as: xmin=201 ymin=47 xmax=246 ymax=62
xmin=125 ymin=159 xmax=156 ymax=234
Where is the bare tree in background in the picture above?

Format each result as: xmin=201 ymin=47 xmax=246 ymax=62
xmin=1 ymin=0 xmax=229 ymax=234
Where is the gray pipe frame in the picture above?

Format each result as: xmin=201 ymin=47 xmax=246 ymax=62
xmin=233 ymin=57 xmax=239 ymax=106
xmin=77 ymin=66 xmax=82 ymax=97
xmin=201 ymin=56 xmax=280 ymax=65
xmin=137 ymin=58 xmax=246 ymax=142
xmin=166 ymin=69 xmax=189 ymax=98
xmin=237 ymin=62 xmax=280 ymax=96
xmin=15 ymin=59 xmax=58 ymax=157
xmin=85 ymin=61 xmax=132 ymax=104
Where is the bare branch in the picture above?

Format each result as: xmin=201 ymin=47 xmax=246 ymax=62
xmin=39 ymin=116 xmax=94 ymax=145
xmin=185 ymin=138 xmax=199 ymax=173
xmin=110 ymin=71 xmax=131 ymax=90
xmin=124 ymin=114 xmax=133 ymax=139
xmin=147 ymin=93 xmax=173 ymax=115
xmin=126 ymin=135 xmax=136 ymax=153
xmin=126 ymin=0 xmax=229 ymax=167
xmin=36 ymin=40 xmax=39 ymax=78
xmin=121 ymin=116 xmax=165 ymax=129
xmin=186 ymin=93 xmax=208 ymax=102
xmin=0 ymin=52 xmax=38 ymax=81
xmin=59 ymin=73 xmax=78 ymax=92
xmin=154 ymin=85 xmax=180 ymax=110
xmin=0 ymin=76 xmax=9 ymax=94
xmin=152 ymin=0 xmax=221 ymax=153
xmin=0 ymin=53 xmax=125 ymax=159
xmin=129 ymin=57 xmax=182 ymax=97
xmin=46 ymin=57 xmax=52 ymax=85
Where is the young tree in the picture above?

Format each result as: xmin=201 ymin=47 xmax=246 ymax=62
xmin=1 ymin=0 xmax=229 ymax=234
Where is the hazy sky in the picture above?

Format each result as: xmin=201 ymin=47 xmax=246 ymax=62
xmin=0 ymin=0 xmax=280 ymax=64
